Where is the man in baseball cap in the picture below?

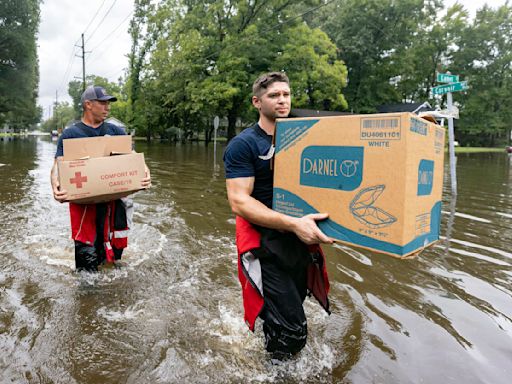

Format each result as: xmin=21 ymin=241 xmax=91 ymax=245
xmin=51 ymin=84 xmax=151 ymax=272
xmin=80 ymin=85 xmax=118 ymax=104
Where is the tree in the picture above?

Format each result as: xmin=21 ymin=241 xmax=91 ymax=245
xmin=315 ymin=0 xmax=442 ymax=112
xmin=127 ymin=0 xmax=162 ymax=138
xmin=0 ymin=0 xmax=41 ymax=130
xmin=68 ymin=80 xmax=83 ymax=119
xmin=395 ymin=2 xmax=468 ymax=104
xmin=132 ymin=0 xmax=347 ymax=141
xmin=451 ymin=3 xmax=512 ymax=146
xmin=40 ymin=102 xmax=75 ymax=133
xmin=274 ymin=24 xmax=348 ymax=111
xmin=67 ymin=75 xmax=129 ymax=125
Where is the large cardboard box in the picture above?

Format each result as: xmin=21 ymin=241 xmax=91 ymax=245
xmin=58 ymin=135 xmax=146 ymax=204
xmin=272 ymin=113 xmax=445 ymax=258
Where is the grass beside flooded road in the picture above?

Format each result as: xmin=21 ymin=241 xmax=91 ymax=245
xmin=451 ymin=147 xmax=506 ymax=153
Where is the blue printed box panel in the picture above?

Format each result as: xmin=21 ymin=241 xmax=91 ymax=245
xmin=300 ymin=146 xmax=364 ymax=191
xmin=417 ymin=159 xmax=434 ymax=196
xmin=275 ymin=119 xmax=319 ymax=154
xmin=273 ymin=188 xmax=441 ymax=257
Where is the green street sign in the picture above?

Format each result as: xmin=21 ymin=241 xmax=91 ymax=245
xmin=432 ymin=81 xmax=468 ymax=95
xmin=437 ymin=73 xmax=459 ymax=83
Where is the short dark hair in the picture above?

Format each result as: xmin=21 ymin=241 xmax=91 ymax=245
xmin=252 ymin=72 xmax=289 ymax=97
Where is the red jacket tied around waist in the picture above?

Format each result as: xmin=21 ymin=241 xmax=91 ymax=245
xmin=235 ymin=216 xmax=330 ymax=331
xmin=69 ymin=200 xmax=129 ymax=263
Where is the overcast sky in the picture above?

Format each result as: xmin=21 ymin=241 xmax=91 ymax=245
xmin=38 ymin=0 xmax=134 ymax=118
xmin=37 ymin=0 xmax=506 ymax=119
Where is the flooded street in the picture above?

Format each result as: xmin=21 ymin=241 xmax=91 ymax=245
xmin=1 ymin=137 xmax=511 ymax=383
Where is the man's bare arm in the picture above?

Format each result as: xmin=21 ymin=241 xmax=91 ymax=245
xmin=226 ymin=177 xmax=333 ymax=245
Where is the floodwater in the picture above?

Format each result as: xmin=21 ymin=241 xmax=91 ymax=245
xmin=0 ymin=137 xmax=511 ymax=383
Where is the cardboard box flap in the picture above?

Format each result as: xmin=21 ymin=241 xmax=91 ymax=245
xmin=63 ymin=135 xmax=132 ymax=160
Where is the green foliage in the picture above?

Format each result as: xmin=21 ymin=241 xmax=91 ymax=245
xmin=316 ymin=0 xmax=434 ymax=112
xmin=274 ymin=24 xmax=348 ymax=111
xmin=0 ymin=0 xmax=41 ymax=130
xmin=451 ymin=3 xmax=512 ymax=146
xmin=129 ymin=0 xmax=348 ymax=140
xmin=67 ymin=80 xmax=83 ymax=119
xmin=395 ymin=2 xmax=468 ymax=103
xmin=121 ymin=0 xmax=512 ymax=146
xmin=40 ymin=102 xmax=75 ymax=133
xmin=66 ymin=75 xmax=129 ymax=126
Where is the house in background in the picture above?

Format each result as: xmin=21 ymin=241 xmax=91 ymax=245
xmin=289 ymin=108 xmax=352 ymax=118
xmin=106 ymin=117 xmax=127 ymax=132
xmin=376 ymin=102 xmax=432 ymax=114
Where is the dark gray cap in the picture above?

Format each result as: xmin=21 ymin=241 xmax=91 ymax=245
xmin=80 ymin=85 xmax=117 ymax=104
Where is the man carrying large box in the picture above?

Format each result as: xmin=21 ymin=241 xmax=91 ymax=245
xmin=223 ymin=72 xmax=331 ymax=359
xmin=50 ymin=85 xmax=151 ymax=272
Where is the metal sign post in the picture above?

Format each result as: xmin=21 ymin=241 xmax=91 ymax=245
xmin=434 ymin=73 xmax=468 ymax=196
xmin=446 ymin=91 xmax=457 ymax=195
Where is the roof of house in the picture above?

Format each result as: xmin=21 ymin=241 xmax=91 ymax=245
xmin=106 ymin=117 xmax=126 ymax=127
xmin=289 ymin=108 xmax=352 ymax=118
xmin=376 ymin=103 xmax=431 ymax=114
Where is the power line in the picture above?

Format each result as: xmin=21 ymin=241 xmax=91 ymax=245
xmin=57 ymin=36 xmax=82 ymax=94
xmin=62 ymin=0 xmax=338 ymax=96
xmin=89 ymin=10 xmax=133 ymax=52
xmin=100 ymin=66 xmax=127 ymax=80
xmin=85 ymin=0 xmax=118 ymax=44
xmin=64 ymin=2 xmax=127 ymax=92
xmin=87 ymin=10 xmax=133 ymax=65
xmin=82 ymin=0 xmax=108 ymax=35
xmin=201 ymin=0 xmax=340 ymax=61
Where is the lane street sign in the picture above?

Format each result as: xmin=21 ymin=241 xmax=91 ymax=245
xmin=432 ymin=81 xmax=468 ymax=95
xmin=437 ymin=73 xmax=459 ymax=83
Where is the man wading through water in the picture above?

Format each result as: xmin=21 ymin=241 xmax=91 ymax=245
xmin=51 ymin=85 xmax=151 ymax=272
xmin=223 ymin=72 xmax=332 ymax=360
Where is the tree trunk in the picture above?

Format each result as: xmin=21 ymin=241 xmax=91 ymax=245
xmin=204 ymin=125 xmax=214 ymax=146
xmin=227 ymin=109 xmax=237 ymax=141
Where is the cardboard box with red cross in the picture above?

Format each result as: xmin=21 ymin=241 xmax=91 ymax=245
xmin=58 ymin=135 xmax=146 ymax=204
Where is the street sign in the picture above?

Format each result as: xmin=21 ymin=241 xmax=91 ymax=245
xmin=432 ymin=81 xmax=468 ymax=95
xmin=437 ymin=73 xmax=459 ymax=83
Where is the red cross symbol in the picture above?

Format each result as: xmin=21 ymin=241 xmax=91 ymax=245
xmin=70 ymin=172 xmax=88 ymax=189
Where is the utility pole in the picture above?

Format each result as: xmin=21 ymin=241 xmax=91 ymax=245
xmin=55 ymin=90 xmax=59 ymax=132
xmin=76 ymin=33 xmax=89 ymax=92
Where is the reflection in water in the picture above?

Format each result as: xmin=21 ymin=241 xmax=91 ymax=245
xmin=0 ymin=138 xmax=511 ymax=383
